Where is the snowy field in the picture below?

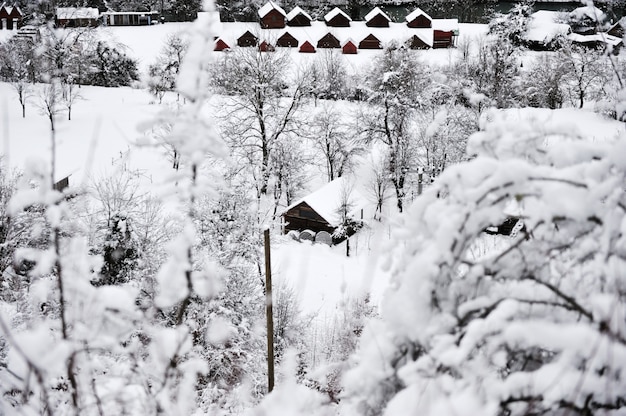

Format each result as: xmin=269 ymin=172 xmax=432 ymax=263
xmin=1 ymin=17 xmax=623 ymax=324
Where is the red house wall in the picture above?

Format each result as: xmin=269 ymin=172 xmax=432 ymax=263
xmin=260 ymin=9 xmax=285 ymax=29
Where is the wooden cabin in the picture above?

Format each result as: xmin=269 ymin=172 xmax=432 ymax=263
xmin=214 ymin=38 xmax=230 ymax=51
xmin=365 ymin=7 xmax=391 ymax=28
xmin=286 ymin=6 xmax=311 ymax=26
xmin=433 ymin=30 xmax=454 ymax=48
xmin=281 ymin=177 xmax=367 ymax=244
xmin=258 ymin=1 xmax=286 ymax=29
xmin=299 ymin=40 xmax=316 ymax=53
xmin=342 ymin=39 xmax=357 ymax=54
xmin=55 ymin=7 xmax=99 ymax=27
xmin=318 ymin=32 xmax=340 ymax=48
xmin=608 ymin=18 xmax=626 ymax=38
xmin=0 ymin=4 xmax=22 ymax=30
xmin=277 ymin=31 xmax=299 ymax=47
xmin=406 ymin=7 xmax=432 ymax=28
xmin=324 ymin=7 xmax=351 ymax=27
xmin=259 ymin=40 xmax=275 ymax=51
xmin=237 ymin=30 xmax=258 ymax=47
xmin=407 ymin=34 xmax=430 ymax=49
xmin=359 ymin=33 xmax=382 ymax=49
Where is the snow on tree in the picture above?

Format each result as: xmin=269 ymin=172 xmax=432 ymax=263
xmin=212 ymin=46 xmax=309 ymax=221
xmin=338 ymin=107 xmax=626 ymax=415
xmin=361 ymin=42 xmax=431 ymax=213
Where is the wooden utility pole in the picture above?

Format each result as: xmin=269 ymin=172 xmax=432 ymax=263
xmin=264 ymin=228 xmax=275 ymax=392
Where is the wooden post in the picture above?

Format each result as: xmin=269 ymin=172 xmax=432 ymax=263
xmin=417 ymin=167 xmax=423 ymax=196
xmin=264 ymin=228 xmax=275 ymax=392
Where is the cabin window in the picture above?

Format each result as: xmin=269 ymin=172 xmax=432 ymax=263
xmin=299 ymin=208 xmax=317 ymax=219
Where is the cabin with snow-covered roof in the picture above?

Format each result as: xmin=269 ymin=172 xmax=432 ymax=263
xmin=342 ymin=38 xmax=357 ymax=54
xmin=277 ymin=31 xmax=298 ymax=47
xmin=407 ymin=32 xmax=431 ymax=49
xmin=299 ymin=40 xmax=315 ymax=53
xmin=286 ymin=6 xmax=311 ymax=26
xmin=258 ymin=1 xmax=286 ymax=29
xmin=318 ymin=32 xmax=340 ymax=48
xmin=324 ymin=7 xmax=351 ymax=27
xmin=365 ymin=7 xmax=391 ymax=27
xmin=214 ymin=38 xmax=230 ymax=51
xmin=0 ymin=4 xmax=23 ymax=30
xmin=359 ymin=33 xmax=382 ymax=49
xmin=237 ymin=30 xmax=258 ymax=46
xmin=281 ymin=177 xmax=367 ymax=244
xmin=406 ymin=7 xmax=431 ymax=28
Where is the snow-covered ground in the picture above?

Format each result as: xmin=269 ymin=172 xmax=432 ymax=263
xmin=1 ymin=18 xmax=623 ymax=356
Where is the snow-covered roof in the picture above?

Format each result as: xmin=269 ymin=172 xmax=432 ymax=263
xmin=212 ymin=21 xmax=447 ymax=55
xmin=405 ymin=7 xmax=431 ymax=23
xmin=432 ymin=18 xmax=459 ymax=31
xmin=286 ymin=6 xmax=311 ymax=22
xmin=364 ymin=7 xmax=391 ymax=23
xmin=56 ymin=7 xmax=99 ymax=19
xmin=570 ymin=5 xmax=606 ymax=23
xmin=526 ymin=11 xmax=570 ymax=43
xmin=258 ymin=1 xmax=286 ymax=18
xmin=324 ymin=7 xmax=351 ymax=23
xmin=568 ymin=32 xmax=622 ymax=46
xmin=411 ymin=30 xmax=433 ymax=47
xmin=285 ymin=177 xmax=368 ymax=227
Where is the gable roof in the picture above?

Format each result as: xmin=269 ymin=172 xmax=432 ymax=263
xmin=324 ymin=7 xmax=351 ymax=23
xmin=258 ymin=1 xmax=286 ymax=18
xmin=405 ymin=7 xmax=431 ymax=23
xmin=284 ymin=177 xmax=367 ymax=227
xmin=286 ymin=6 xmax=311 ymax=21
xmin=365 ymin=6 xmax=391 ymax=23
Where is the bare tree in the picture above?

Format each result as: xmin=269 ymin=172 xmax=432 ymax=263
xmin=559 ymin=42 xmax=612 ymax=108
xmin=310 ymin=103 xmax=364 ymax=182
xmin=213 ymin=47 xmax=309 ymax=218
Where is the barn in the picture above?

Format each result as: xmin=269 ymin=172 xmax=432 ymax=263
xmin=342 ymin=39 xmax=357 ymax=54
xmin=277 ymin=31 xmax=299 ymax=47
xmin=318 ymin=32 xmax=340 ymax=48
xmin=237 ymin=30 xmax=258 ymax=47
xmin=365 ymin=6 xmax=391 ymax=28
xmin=258 ymin=1 xmax=286 ymax=29
xmin=286 ymin=6 xmax=311 ymax=26
xmin=214 ymin=38 xmax=230 ymax=51
xmin=0 ymin=4 xmax=22 ymax=30
xmin=359 ymin=33 xmax=382 ymax=49
xmin=55 ymin=7 xmax=99 ymax=27
xmin=299 ymin=40 xmax=316 ymax=53
xmin=281 ymin=177 xmax=367 ymax=244
xmin=324 ymin=7 xmax=351 ymax=27
xmin=405 ymin=7 xmax=432 ymax=28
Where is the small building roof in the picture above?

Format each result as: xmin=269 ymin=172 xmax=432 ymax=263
xmin=526 ymin=11 xmax=570 ymax=43
xmin=286 ymin=6 xmax=311 ymax=21
xmin=258 ymin=1 xmax=286 ymax=18
xmin=570 ymin=5 xmax=606 ymax=23
xmin=364 ymin=6 xmax=391 ymax=23
xmin=405 ymin=7 xmax=431 ymax=23
xmin=324 ymin=7 xmax=351 ymax=23
xmin=56 ymin=7 xmax=99 ymax=19
xmin=568 ymin=32 xmax=622 ymax=46
xmin=284 ymin=177 xmax=367 ymax=227
xmin=432 ymin=18 xmax=459 ymax=31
